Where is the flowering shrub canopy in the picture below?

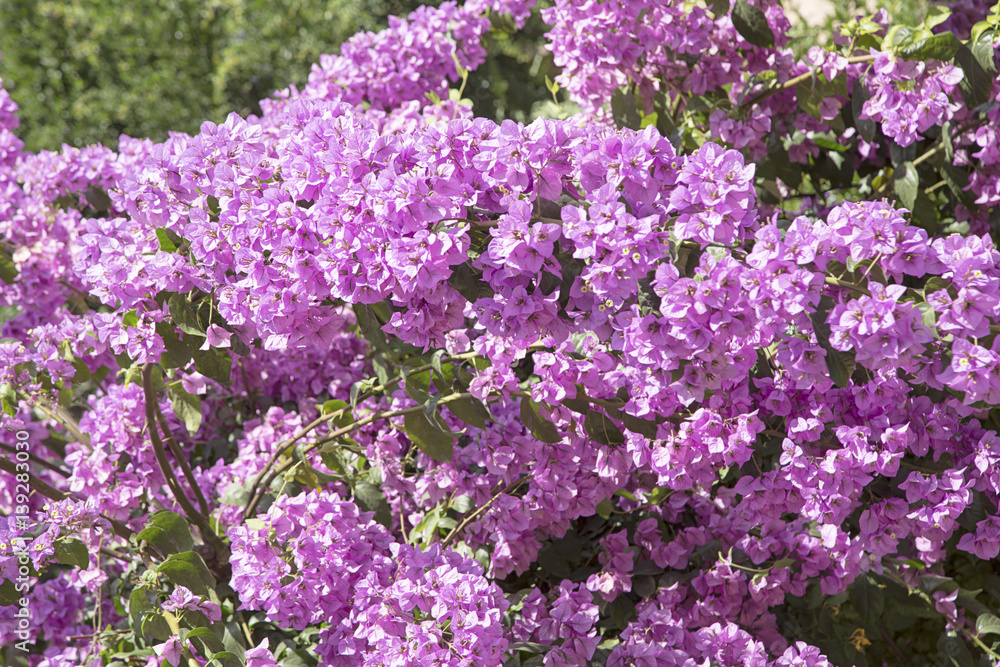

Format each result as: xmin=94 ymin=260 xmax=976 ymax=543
xmin=2 ymin=1 xmax=1000 ymax=667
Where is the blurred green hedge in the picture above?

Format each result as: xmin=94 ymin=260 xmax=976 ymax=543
xmin=0 ymin=0 xmax=553 ymax=152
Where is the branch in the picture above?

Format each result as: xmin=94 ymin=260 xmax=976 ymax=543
xmin=0 ymin=456 xmax=71 ymax=503
xmin=0 ymin=441 xmax=70 ymax=477
xmin=153 ymin=399 xmax=211 ymax=517
xmin=242 ymin=348 xmax=523 ymax=521
xmin=0 ymin=457 xmax=133 ymax=540
xmin=824 ymin=276 xmax=871 ymax=297
xmin=29 ymin=396 xmax=92 ymax=451
xmin=740 ymin=54 xmax=876 ymax=109
xmin=441 ymin=476 xmax=526 ymax=548
xmin=244 ymin=390 xmax=485 ymax=520
xmin=141 ymin=364 xmax=228 ymax=563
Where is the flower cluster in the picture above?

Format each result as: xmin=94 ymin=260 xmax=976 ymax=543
xmin=3 ymin=1 xmax=1000 ymax=667
xmin=861 ymin=52 xmax=964 ymax=147
xmin=230 ymin=490 xmax=508 ymax=667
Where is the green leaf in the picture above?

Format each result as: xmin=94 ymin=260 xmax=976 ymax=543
xmin=156 ymin=321 xmax=198 ymax=370
xmin=556 ymin=253 xmax=585 ymax=314
xmin=136 ymin=510 xmax=195 ymax=556
xmin=205 ymin=650 xmax=243 ymax=667
xmin=0 ymin=305 xmax=20 ymax=330
xmin=893 ymin=161 xmax=920 ymax=210
xmin=53 ymin=537 xmax=89 ymax=568
xmin=610 ymin=86 xmax=641 ymax=131
xmin=924 ymin=276 xmax=954 ymax=297
xmin=519 ymin=397 xmax=562 ymax=444
xmin=795 ymin=73 xmax=846 ymax=132
xmin=917 ymin=302 xmax=938 ymax=331
xmin=956 ymin=39 xmax=995 ymax=109
xmin=584 ymin=410 xmax=625 ymax=446
xmin=451 ymin=495 xmax=475 ymax=513
xmin=443 ymin=396 xmax=490 ymax=430
xmin=155 ymin=228 xmax=179 ymax=253
xmin=607 ymin=595 xmax=638 ymax=630
xmin=898 ymin=31 xmax=960 ymax=61
xmin=367 ymin=354 xmax=390 ymax=389
xmin=0 ymin=579 xmax=19 ymax=605
xmin=709 ymin=0 xmax=730 ymax=17
xmin=977 ymin=613 xmax=1000 ymax=637
xmin=403 ymin=410 xmax=455 ymax=463
xmin=84 ymin=187 xmax=113 ymax=211
xmin=69 ymin=356 xmax=91 ymax=383
xmin=219 ymin=482 xmax=248 ymax=508
xmin=0 ymin=251 xmax=19 ymax=284
xmin=321 ymin=399 xmax=353 ymax=428
xmin=826 ymin=348 xmax=856 ymax=389
xmin=595 ymin=498 xmax=613 ymax=519
xmin=850 ymin=575 xmax=885 ymax=624
xmin=351 ymin=379 xmax=375 ymax=408
xmin=404 ymin=368 xmax=433 ymax=404
xmin=122 ymin=309 xmax=140 ymax=328
xmin=447 ymin=262 xmax=493 ymax=303
xmin=167 ymin=384 xmax=203 ymax=436
xmin=732 ymin=0 xmax=774 ymax=48
xmin=129 ymin=588 xmax=172 ymax=642
xmin=510 ymin=642 xmax=551 ymax=655
xmin=923 ymin=6 xmax=951 ymax=30
xmin=943 ymin=163 xmax=975 ymax=207
xmin=167 ymin=293 xmax=205 ymax=337
xmin=156 ymin=551 xmax=216 ymax=597
xmin=838 ymin=15 xmax=884 ymax=38
xmin=184 ymin=627 xmax=226 ymax=655
xmin=220 ymin=622 xmax=248 ymax=662
xmin=0 ymin=383 xmax=17 ymax=417
xmin=971 ymin=21 xmax=994 ymax=44
xmin=969 ymin=33 xmax=997 ymax=75
xmin=430 ymin=349 xmax=447 ymax=378
xmin=354 ymin=303 xmax=389 ymax=349
xmin=193 ymin=348 xmax=233 ymax=386
xmin=354 ymin=480 xmax=392 ymax=528
xmin=244 ymin=518 xmax=266 ymax=531
xmin=811 ymin=135 xmax=848 ymax=152
xmin=938 ymin=632 xmax=976 ymax=667
xmin=123 ymin=363 xmax=143 ymax=388
xmin=561 ymin=385 xmax=593 ymax=415
xmin=291 ymin=443 xmax=340 ymax=488
xmin=618 ymin=412 xmax=660 ymax=439
xmin=883 ymin=24 xmax=914 ymax=50
xmin=910 ymin=191 xmax=939 ymax=231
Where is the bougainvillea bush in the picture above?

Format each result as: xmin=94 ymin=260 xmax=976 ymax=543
xmin=3 ymin=0 xmax=1000 ymax=665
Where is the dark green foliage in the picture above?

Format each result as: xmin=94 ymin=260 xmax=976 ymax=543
xmin=0 ymin=0 xmax=412 ymax=151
